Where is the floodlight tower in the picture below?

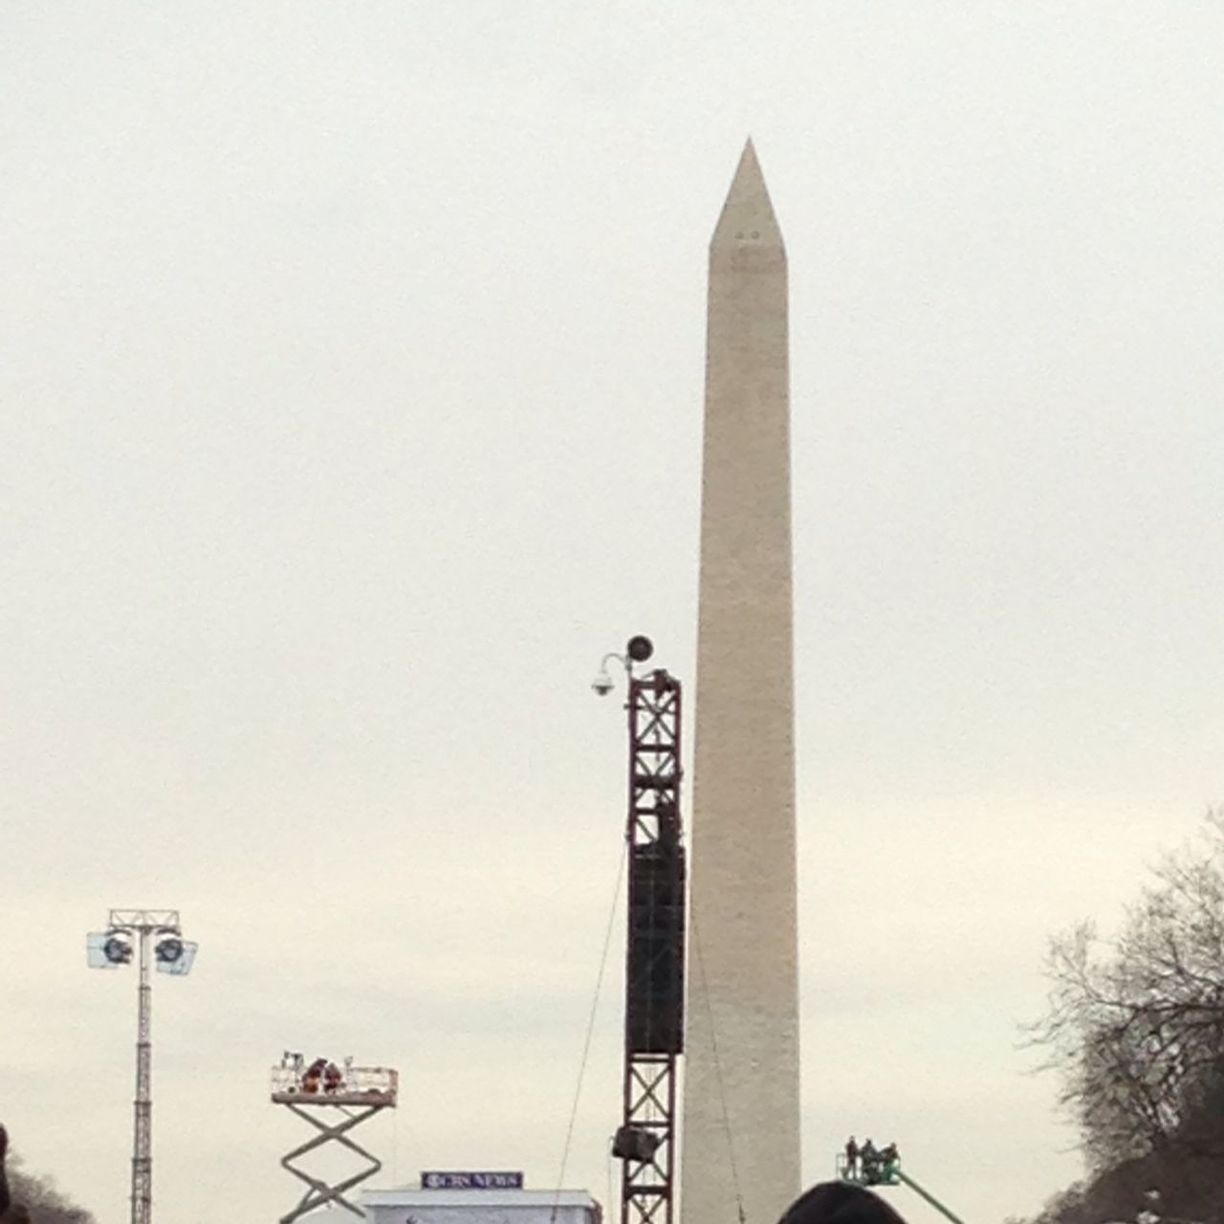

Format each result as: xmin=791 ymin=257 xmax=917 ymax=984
xmin=87 ymin=908 xmax=198 ymax=1224
xmin=593 ymin=637 xmax=687 ymax=1224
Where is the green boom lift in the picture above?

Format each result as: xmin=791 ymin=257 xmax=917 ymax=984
xmin=836 ymin=1153 xmax=967 ymax=1224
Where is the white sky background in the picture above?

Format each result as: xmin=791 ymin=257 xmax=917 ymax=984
xmin=2 ymin=3 xmax=1222 ymax=1223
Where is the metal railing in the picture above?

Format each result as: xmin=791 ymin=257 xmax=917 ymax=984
xmin=270 ymin=1063 xmax=398 ymax=1103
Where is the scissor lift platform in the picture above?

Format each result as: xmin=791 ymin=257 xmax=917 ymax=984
xmin=272 ymin=1060 xmax=398 ymax=1222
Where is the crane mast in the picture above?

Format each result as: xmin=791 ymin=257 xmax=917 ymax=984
xmin=613 ymin=665 xmax=686 ymax=1224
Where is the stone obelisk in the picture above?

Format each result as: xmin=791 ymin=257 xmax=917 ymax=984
xmin=681 ymin=141 xmax=800 ymax=1224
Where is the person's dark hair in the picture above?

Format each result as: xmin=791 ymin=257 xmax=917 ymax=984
xmin=779 ymin=1182 xmax=910 ymax=1224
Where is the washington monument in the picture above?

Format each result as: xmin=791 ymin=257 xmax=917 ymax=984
xmin=681 ymin=141 xmax=800 ymax=1224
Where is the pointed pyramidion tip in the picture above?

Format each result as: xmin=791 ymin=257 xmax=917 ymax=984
xmin=711 ymin=139 xmax=783 ymax=252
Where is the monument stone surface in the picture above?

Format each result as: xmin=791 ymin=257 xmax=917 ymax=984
xmin=680 ymin=140 xmax=800 ymax=1224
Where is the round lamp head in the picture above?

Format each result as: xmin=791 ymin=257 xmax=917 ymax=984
xmin=626 ymin=635 xmax=654 ymax=663
xmin=103 ymin=933 xmax=132 ymax=965
xmin=156 ymin=936 xmax=184 ymax=964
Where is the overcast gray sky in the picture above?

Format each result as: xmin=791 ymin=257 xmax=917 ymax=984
xmin=2 ymin=4 xmax=1222 ymax=1224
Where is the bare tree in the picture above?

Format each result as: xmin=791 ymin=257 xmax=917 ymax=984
xmin=1 ymin=1136 xmax=94 ymax=1224
xmin=1028 ymin=813 xmax=1224 ymax=1169
xmin=7 ymin=1160 xmax=94 ymax=1224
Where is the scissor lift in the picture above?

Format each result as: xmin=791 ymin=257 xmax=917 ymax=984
xmin=272 ymin=1057 xmax=398 ymax=1221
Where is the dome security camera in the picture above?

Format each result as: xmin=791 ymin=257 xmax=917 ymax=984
xmin=591 ymin=671 xmax=615 ymax=697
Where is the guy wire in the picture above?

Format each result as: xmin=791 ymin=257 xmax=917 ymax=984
xmin=550 ymin=841 xmax=628 ymax=1224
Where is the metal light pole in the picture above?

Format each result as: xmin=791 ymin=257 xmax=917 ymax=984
xmin=87 ymin=909 xmax=198 ymax=1224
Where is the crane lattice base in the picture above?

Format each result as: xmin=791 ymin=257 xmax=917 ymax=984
xmin=617 ymin=664 xmax=685 ymax=1224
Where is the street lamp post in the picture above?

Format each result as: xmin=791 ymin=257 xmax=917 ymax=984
xmin=87 ymin=909 xmax=198 ymax=1224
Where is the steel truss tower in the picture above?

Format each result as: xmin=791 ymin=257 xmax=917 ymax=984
xmin=614 ymin=666 xmax=686 ymax=1224
xmin=132 ymin=921 xmax=154 ymax=1224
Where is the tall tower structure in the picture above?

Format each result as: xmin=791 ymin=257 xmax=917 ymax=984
xmin=681 ymin=141 xmax=800 ymax=1224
